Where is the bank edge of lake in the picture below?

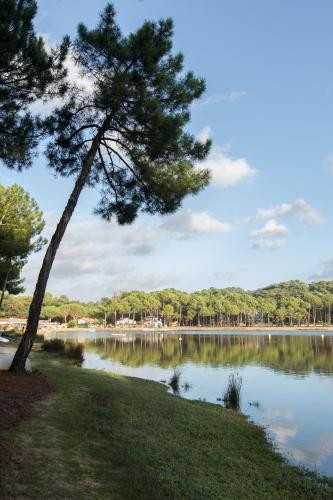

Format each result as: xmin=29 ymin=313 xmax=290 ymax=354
xmin=51 ymin=325 xmax=333 ymax=334
xmin=1 ymin=351 xmax=332 ymax=499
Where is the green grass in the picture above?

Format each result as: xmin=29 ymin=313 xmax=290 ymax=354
xmin=1 ymin=352 xmax=333 ymax=500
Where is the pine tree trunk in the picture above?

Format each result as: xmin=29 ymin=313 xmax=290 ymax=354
xmin=10 ymin=130 xmax=104 ymax=372
xmin=0 ymin=263 xmax=10 ymax=309
xmin=328 ymin=304 xmax=332 ymax=326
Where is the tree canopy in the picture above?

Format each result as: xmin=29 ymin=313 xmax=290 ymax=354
xmin=0 ymin=0 xmax=68 ymax=169
xmin=0 ymin=183 xmax=45 ymax=256
xmin=0 ymin=183 xmax=46 ymax=308
xmin=45 ymin=4 xmax=210 ymax=223
xmin=0 ymin=258 xmax=25 ymax=308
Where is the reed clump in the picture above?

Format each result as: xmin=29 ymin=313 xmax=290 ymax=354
xmin=42 ymin=339 xmax=65 ymax=353
xmin=169 ymin=366 xmax=182 ymax=394
xmin=223 ymin=373 xmax=242 ymax=411
xmin=42 ymin=340 xmax=84 ymax=363
xmin=65 ymin=343 xmax=84 ymax=363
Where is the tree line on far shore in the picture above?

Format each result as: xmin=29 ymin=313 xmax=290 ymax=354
xmin=2 ymin=280 xmax=333 ymax=327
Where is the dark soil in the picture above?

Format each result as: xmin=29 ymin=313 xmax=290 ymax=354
xmin=0 ymin=371 xmax=53 ymax=431
xmin=0 ymin=372 xmax=53 ymax=497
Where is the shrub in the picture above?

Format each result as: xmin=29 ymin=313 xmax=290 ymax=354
xmin=65 ymin=343 xmax=84 ymax=363
xmin=169 ymin=366 xmax=182 ymax=394
xmin=223 ymin=373 xmax=242 ymax=411
xmin=42 ymin=339 xmax=65 ymax=353
xmin=42 ymin=339 xmax=84 ymax=364
xmin=67 ymin=320 xmax=77 ymax=328
xmin=35 ymin=334 xmax=45 ymax=343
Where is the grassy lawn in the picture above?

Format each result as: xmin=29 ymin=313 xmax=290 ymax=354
xmin=1 ymin=352 xmax=333 ymax=499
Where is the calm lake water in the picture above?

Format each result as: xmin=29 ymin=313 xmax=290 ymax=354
xmin=48 ymin=330 xmax=333 ymax=476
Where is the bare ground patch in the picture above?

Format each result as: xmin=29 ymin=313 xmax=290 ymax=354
xmin=0 ymin=371 xmax=54 ymax=431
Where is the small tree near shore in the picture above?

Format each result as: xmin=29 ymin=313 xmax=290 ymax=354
xmin=0 ymin=183 xmax=46 ymax=309
xmin=0 ymin=258 xmax=25 ymax=309
xmin=10 ymin=3 xmax=211 ymax=371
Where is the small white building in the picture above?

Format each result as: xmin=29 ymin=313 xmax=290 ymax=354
xmin=77 ymin=317 xmax=98 ymax=325
xmin=144 ymin=317 xmax=163 ymax=328
xmin=116 ymin=317 xmax=137 ymax=327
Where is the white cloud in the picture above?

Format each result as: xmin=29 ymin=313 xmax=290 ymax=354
xmin=221 ymin=91 xmax=248 ymax=103
xmin=29 ymin=36 xmax=94 ymax=115
xmin=22 ymin=216 xmax=162 ymax=299
xmin=251 ymin=199 xmax=324 ymax=250
xmin=310 ymin=259 xmax=333 ymax=281
xmin=40 ymin=34 xmax=93 ymax=92
xmin=22 ymin=207 xmax=232 ymax=299
xmin=256 ymin=199 xmax=324 ymax=226
xmin=197 ymin=126 xmax=212 ymax=143
xmin=64 ymin=50 xmax=94 ymax=92
xmin=192 ymin=95 xmax=223 ymax=109
xmin=121 ymin=226 xmax=158 ymax=256
xmin=193 ymin=91 xmax=247 ymax=109
xmin=160 ymin=208 xmax=233 ymax=237
xmin=197 ymin=142 xmax=258 ymax=188
xmin=252 ymin=238 xmax=286 ymax=250
xmin=250 ymin=219 xmax=288 ymax=238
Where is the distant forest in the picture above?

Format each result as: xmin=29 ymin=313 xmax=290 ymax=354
xmin=2 ymin=280 xmax=333 ymax=327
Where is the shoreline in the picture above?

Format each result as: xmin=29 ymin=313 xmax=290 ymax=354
xmin=1 ymin=351 xmax=332 ymax=498
xmin=49 ymin=325 xmax=333 ymax=333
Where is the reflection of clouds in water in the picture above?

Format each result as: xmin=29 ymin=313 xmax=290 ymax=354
xmin=279 ymin=433 xmax=333 ymax=467
xmin=268 ymin=421 xmax=298 ymax=444
xmin=258 ymin=406 xmax=299 ymax=455
xmin=258 ymin=406 xmax=297 ymax=444
xmin=262 ymin=400 xmax=333 ymax=468
xmin=260 ymin=406 xmax=333 ymax=467
xmin=261 ymin=407 xmax=294 ymax=420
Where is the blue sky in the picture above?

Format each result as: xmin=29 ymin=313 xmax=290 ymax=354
xmin=2 ymin=0 xmax=333 ymax=300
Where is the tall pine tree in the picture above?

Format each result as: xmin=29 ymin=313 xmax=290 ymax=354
xmin=11 ymin=3 xmax=211 ymax=371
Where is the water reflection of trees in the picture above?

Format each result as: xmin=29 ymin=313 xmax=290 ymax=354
xmin=82 ymin=334 xmax=333 ymax=375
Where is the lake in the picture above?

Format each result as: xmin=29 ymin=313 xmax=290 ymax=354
xmin=47 ymin=330 xmax=333 ymax=476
